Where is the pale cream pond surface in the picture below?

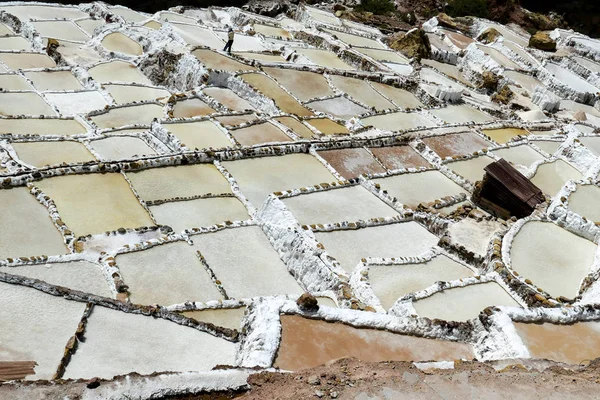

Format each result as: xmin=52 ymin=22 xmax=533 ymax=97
xmin=2 ymin=1 xmax=600 ymax=391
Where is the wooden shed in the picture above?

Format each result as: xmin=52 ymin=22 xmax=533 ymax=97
xmin=472 ymin=158 xmax=545 ymax=219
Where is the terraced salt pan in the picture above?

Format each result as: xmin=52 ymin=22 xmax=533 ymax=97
xmin=241 ymin=73 xmax=313 ymax=117
xmin=430 ymin=105 xmax=494 ymax=124
xmin=422 ymin=59 xmax=472 ymax=87
xmin=159 ymin=11 xmax=197 ymax=24
xmin=143 ymin=21 xmax=162 ymax=30
xmin=45 ymin=91 xmax=108 ymax=115
xmin=323 ymin=28 xmax=385 ymax=49
xmin=215 ymin=113 xmax=257 ymax=126
xmin=127 ymin=164 xmax=231 ymax=202
xmin=531 ymin=160 xmax=582 ymax=196
xmin=447 ymin=218 xmax=505 ymax=256
xmin=75 ymin=19 xmax=104 ymax=36
xmin=305 ymin=118 xmax=348 ymax=135
xmin=55 ymin=41 xmax=103 ymax=67
xmin=318 ymin=148 xmax=385 ymax=179
xmin=361 ymin=112 xmax=436 ymax=131
xmin=192 ymin=226 xmax=303 ymax=298
xmin=24 ymin=70 xmax=83 ymax=91
xmin=307 ymin=97 xmax=370 ymax=120
xmin=369 ymin=146 xmax=430 ymax=170
xmin=0 ymin=22 xmax=12 ymax=35
xmin=369 ymin=255 xmax=474 ymax=309
xmin=440 ymin=29 xmax=474 ymax=49
xmin=90 ymin=137 xmax=156 ymax=160
xmin=36 ymin=173 xmax=154 ymax=237
xmin=283 ymin=185 xmax=398 ymax=225
xmin=215 ymin=32 xmax=266 ymax=51
xmin=492 ymin=145 xmax=545 ymax=170
xmin=545 ymin=63 xmax=599 ymax=94
xmin=203 ymin=87 xmax=256 ymax=112
xmin=383 ymin=62 xmax=414 ymax=76
xmin=235 ymin=52 xmax=287 ymax=63
xmin=0 ymin=74 xmax=32 ymax=90
xmin=328 ymin=75 xmax=394 ymax=110
xmin=0 ymin=118 xmax=87 ymax=136
xmin=0 ymin=4 xmax=87 ymax=19
xmin=192 ymin=49 xmax=257 ymax=72
xmin=423 ymin=131 xmax=492 ymax=158
xmin=413 ymin=282 xmax=520 ymax=321
xmin=1 ymin=92 xmax=55 ymax=117
xmin=109 ymin=6 xmax=149 ymax=23
xmin=32 ymin=21 xmax=89 ymax=42
xmin=88 ymin=61 xmax=151 ymax=85
xmin=0 ymin=283 xmax=85 ymax=380
xmin=475 ymin=44 xmax=521 ymax=69
xmin=488 ymin=24 xmax=529 ymax=47
xmin=105 ymin=84 xmax=170 ymax=104
xmin=370 ymin=82 xmax=423 ymax=109
xmin=294 ymin=48 xmax=355 ymax=70
xmin=64 ymin=306 xmax=236 ymax=379
xmin=150 ymin=197 xmax=249 ymax=232
xmin=573 ymin=56 xmax=600 ymax=73
xmin=515 ymin=321 xmax=600 ymax=365
xmin=502 ymin=41 xmax=538 ymax=66
xmin=230 ymin=121 xmax=292 ymax=146
xmin=504 ymin=71 xmax=543 ymax=95
xmin=91 ymin=104 xmax=164 ymax=129
xmin=579 ymin=136 xmax=600 ymax=156
xmin=0 ymin=261 xmax=112 ymax=298
xmin=354 ymin=47 xmax=409 ymax=64
xmin=305 ymin=6 xmax=341 ymax=26
xmin=274 ymin=315 xmax=473 ymax=371
xmin=182 ymin=307 xmax=246 ymax=330
xmin=569 ymin=185 xmax=600 ymax=223
xmin=531 ymin=140 xmax=562 ymax=155
xmin=446 ymin=155 xmax=495 ymax=183
xmin=263 ymin=67 xmax=333 ymax=101
xmin=0 ymin=187 xmax=67 ymax=260
xmin=172 ymin=98 xmax=215 ymax=118
xmin=253 ymin=24 xmax=291 ymax=39
xmin=510 ymin=221 xmax=596 ymax=298
xmin=316 ymin=222 xmax=438 ymax=273
xmin=116 ymin=241 xmax=222 ymax=305
xmin=12 ymin=141 xmax=95 ymax=168
xmin=0 ymin=53 xmax=55 ymax=70
xmin=274 ymin=116 xmax=314 ymax=138
xmin=482 ymin=128 xmax=529 ymax=144
xmin=0 ymin=36 xmax=30 ymax=51
xmin=223 ymin=153 xmax=335 ymax=207
xmin=165 ymin=120 xmax=232 ymax=149
xmin=171 ymin=23 xmax=224 ymax=48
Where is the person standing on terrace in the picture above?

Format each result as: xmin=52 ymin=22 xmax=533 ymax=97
xmin=223 ymin=27 xmax=235 ymax=55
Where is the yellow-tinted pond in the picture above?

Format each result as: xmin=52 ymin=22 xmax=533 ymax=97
xmin=0 ymin=118 xmax=87 ymax=136
xmin=482 ymin=128 xmax=529 ymax=144
xmin=105 ymin=84 xmax=170 ymax=104
xmin=91 ymin=104 xmax=164 ymax=129
xmin=0 ymin=53 xmax=55 ymax=70
xmin=12 ymin=141 xmax=95 ymax=168
xmin=241 ymin=73 xmax=313 ymax=117
xmin=263 ymin=67 xmax=333 ymax=101
xmin=329 ymin=75 xmax=394 ymax=110
xmin=172 ymin=98 xmax=215 ymax=118
xmin=165 ymin=120 xmax=233 ymax=149
xmin=0 ymin=92 xmax=55 ymax=116
xmin=192 ymin=49 xmax=256 ymax=72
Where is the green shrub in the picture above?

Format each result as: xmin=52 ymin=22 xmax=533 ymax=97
xmin=447 ymin=0 xmax=488 ymax=18
xmin=355 ymin=0 xmax=396 ymax=15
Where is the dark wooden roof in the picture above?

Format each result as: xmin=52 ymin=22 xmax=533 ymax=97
xmin=483 ymin=159 xmax=543 ymax=208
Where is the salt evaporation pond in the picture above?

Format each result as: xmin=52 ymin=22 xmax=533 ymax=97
xmin=295 ymin=48 xmax=355 ymax=70
xmin=0 ymin=118 xmax=87 ymax=136
xmin=0 ymin=187 xmax=67 ymax=260
xmin=91 ymin=104 xmax=164 ymax=129
xmin=305 ymin=118 xmax=348 ymax=135
xmin=509 ymin=221 xmax=596 ymax=298
xmin=356 ymin=47 xmax=409 ymax=64
xmin=0 ymin=36 xmax=30 ymax=51
xmin=172 ymin=98 xmax=215 ymax=118
xmin=318 ymin=148 xmax=385 ymax=179
xmin=150 ymin=197 xmax=249 ymax=232
xmin=492 ymin=145 xmax=545 ymax=170
xmin=423 ymin=131 xmax=492 ymax=158
xmin=515 ymin=321 xmax=600 ymax=365
xmin=530 ymin=160 xmax=582 ymax=196
xmin=369 ymin=145 xmax=430 ymax=170
xmin=545 ymin=63 xmax=599 ymax=94
xmin=36 ymin=173 xmax=154 ymax=237
xmin=0 ymin=283 xmax=85 ymax=380
xmin=430 ymin=105 xmax=494 ymax=124
xmin=264 ymin=67 xmax=333 ymax=101
xmin=90 ymin=136 xmax=156 ymax=160
xmin=0 ymin=92 xmax=55 ymax=116
xmin=63 ymin=307 xmax=236 ymax=379
xmin=105 ymin=84 xmax=170 ymax=104
xmin=87 ymin=60 xmax=151 ymax=84
xmin=361 ymin=112 xmax=435 ymax=131
xmin=369 ymin=82 xmax=423 ymax=108
xmin=369 ymin=255 xmax=474 ymax=309
xmin=531 ymin=140 xmax=562 ymax=155
xmin=1 ymin=4 xmax=87 ymax=19
xmin=446 ymin=155 xmax=494 ymax=183
xmin=580 ymin=136 xmax=600 ymax=156
xmin=568 ymin=185 xmax=600 ymax=223
xmin=274 ymin=315 xmax=473 ymax=371
xmin=241 ymin=73 xmax=313 ymax=116
xmin=307 ymin=97 xmax=370 ymax=120
xmin=45 ymin=91 xmax=108 ymax=115
xmin=315 ymin=222 xmax=439 ymax=273
xmin=116 ymin=240 xmax=223 ymax=305
xmin=182 ymin=307 xmax=246 ymax=330
xmin=0 ymin=53 xmax=55 ymax=70
xmin=171 ymin=23 xmax=224 ymax=48
xmin=373 ymin=170 xmax=467 ymax=207
xmin=203 ymin=87 xmax=256 ymax=112
xmin=283 ymin=185 xmax=399 ymax=225
xmin=165 ymin=120 xmax=233 ymax=149
xmin=328 ymin=75 xmax=395 ymax=110
xmin=323 ymin=28 xmax=385 ymax=48
xmin=11 ymin=141 xmax=95 ymax=168
xmin=275 ymin=116 xmax=315 ymax=138
xmin=253 ymin=24 xmax=292 ymax=39
xmin=192 ymin=226 xmax=303 ymax=298
xmin=75 ymin=18 xmax=104 ymax=36
xmin=24 ymin=70 xmax=84 ymax=91
xmin=413 ymin=282 xmax=520 ymax=321
xmin=32 ymin=21 xmax=89 ymax=42
xmin=230 ymin=121 xmax=292 ymax=146
xmin=222 ymin=153 xmax=335 ymax=207
xmin=0 ymin=74 xmax=32 ymax=90
xmin=193 ymin=49 xmax=257 ymax=72
xmin=482 ymin=128 xmax=529 ymax=144
xmin=0 ymin=261 xmax=112 ymax=298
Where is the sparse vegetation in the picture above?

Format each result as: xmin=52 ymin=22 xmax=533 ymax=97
xmin=355 ymin=0 xmax=396 ymax=15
